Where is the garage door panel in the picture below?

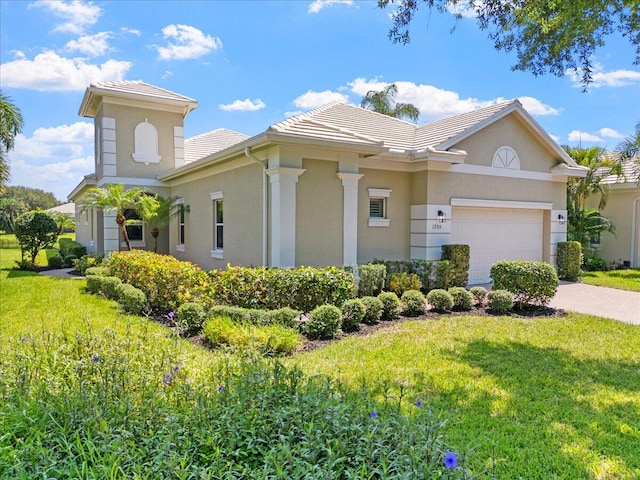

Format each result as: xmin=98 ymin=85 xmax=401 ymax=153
xmin=451 ymin=208 xmax=543 ymax=284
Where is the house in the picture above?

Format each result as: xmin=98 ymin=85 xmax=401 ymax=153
xmin=596 ymin=158 xmax=640 ymax=267
xmin=69 ymin=81 xmax=587 ymax=284
xmin=46 ymin=202 xmax=76 ymax=219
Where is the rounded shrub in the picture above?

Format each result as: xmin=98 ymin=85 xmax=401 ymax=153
xmin=378 ymin=291 xmax=401 ymax=320
xmin=116 ymin=283 xmax=148 ymax=315
xmin=63 ymin=255 xmax=78 ymax=268
xmin=47 ymin=255 xmax=64 ymax=269
xmin=425 ymin=289 xmax=453 ymax=313
xmin=584 ymin=256 xmax=608 ymax=272
xmin=176 ymin=302 xmax=207 ymax=333
xmin=389 ymin=272 xmax=422 ymax=296
xmin=448 ymin=287 xmax=473 ymax=311
xmin=402 ymin=289 xmax=427 ymax=316
xmin=305 ymin=304 xmax=342 ymax=340
xmin=469 ymin=286 xmax=488 ymax=306
xmin=487 ymin=289 xmax=514 ymax=314
xmin=341 ymin=299 xmax=365 ymax=332
xmin=85 ymin=275 xmax=102 ymax=295
xmin=266 ymin=307 xmax=302 ymax=328
xmin=360 ymin=296 xmax=384 ymax=325
xmin=490 ymin=260 xmax=558 ymax=308
xmin=100 ymin=276 xmax=122 ymax=300
xmin=85 ymin=266 xmax=109 ymax=277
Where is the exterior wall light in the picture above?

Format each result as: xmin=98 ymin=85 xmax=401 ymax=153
xmin=437 ymin=210 xmax=447 ymax=223
xmin=558 ymin=214 xmax=566 ymax=225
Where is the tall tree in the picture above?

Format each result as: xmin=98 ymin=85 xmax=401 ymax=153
xmin=0 ymin=185 xmax=60 ymax=210
xmin=378 ymin=0 xmax=640 ymax=88
xmin=0 ymin=197 xmax=27 ymax=233
xmin=138 ymin=194 xmax=180 ymax=253
xmin=0 ymin=91 xmax=24 ymax=193
xmin=81 ymin=184 xmax=147 ymax=251
xmin=360 ymin=83 xmax=421 ymax=121
xmin=616 ymin=121 xmax=640 ymax=183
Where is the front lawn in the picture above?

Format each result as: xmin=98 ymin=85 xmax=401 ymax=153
xmin=581 ymin=268 xmax=640 ymax=292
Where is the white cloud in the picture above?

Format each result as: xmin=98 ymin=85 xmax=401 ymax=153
xmin=566 ymin=62 xmax=640 ymax=88
xmin=293 ymin=90 xmax=350 ymax=109
xmin=162 ymin=71 xmax=174 ymax=79
xmin=308 ymin=0 xmax=353 ymax=14
xmin=155 ymin=24 xmax=222 ymax=60
xmin=598 ymin=127 xmax=624 ymax=139
xmin=0 ymin=51 xmax=131 ymax=91
xmin=219 ymin=98 xmax=266 ymax=112
xmin=121 ymin=27 xmax=141 ymax=36
xmin=516 ymin=96 xmax=560 ymax=116
xmin=446 ymin=0 xmax=482 ymax=19
xmin=65 ymin=32 xmax=112 ymax=57
xmin=568 ymin=130 xmax=603 ymax=143
xmin=30 ymin=0 xmax=102 ymax=34
xmin=7 ymin=122 xmax=95 ymax=201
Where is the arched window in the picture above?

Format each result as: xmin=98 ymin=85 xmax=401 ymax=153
xmin=132 ymin=119 xmax=161 ymax=164
xmin=124 ymin=209 xmax=144 ymax=242
xmin=492 ymin=146 xmax=520 ymax=170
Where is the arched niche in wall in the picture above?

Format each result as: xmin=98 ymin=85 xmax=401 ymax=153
xmin=132 ymin=119 xmax=161 ymax=165
xmin=492 ymin=146 xmax=520 ymax=170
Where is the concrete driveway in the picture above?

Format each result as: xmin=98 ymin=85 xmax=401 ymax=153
xmin=549 ymin=281 xmax=640 ymax=325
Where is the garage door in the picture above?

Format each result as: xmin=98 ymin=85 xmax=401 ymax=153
xmin=451 ymin=207 xmax=543 ymax=284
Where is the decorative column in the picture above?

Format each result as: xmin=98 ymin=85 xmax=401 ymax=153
xmin=266 ymin=167 xmax=306 ymax=268
xmin=337 ymin=172 xmax=363 ymax=266
xmin=410 ymin=204 xmax=451 ymax=260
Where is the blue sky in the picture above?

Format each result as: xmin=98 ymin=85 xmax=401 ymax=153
xmin=1 ymin=0 xmax=639 ymax=202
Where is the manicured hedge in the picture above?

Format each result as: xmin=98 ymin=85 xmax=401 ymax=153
xmin=441 ymin=244 xmax=470 ymax=287
xmin=209 ymin=265 xmax=354 ymax=313
xmin=490 ymin=260 xmax=558 ymax=308
xmin=557 ymin=241 xmax=582 ymax=280
xmin=59 ymin=238 xmax=87 ymax=259
xmin=372 ymin=259 xmax=453 ymax=291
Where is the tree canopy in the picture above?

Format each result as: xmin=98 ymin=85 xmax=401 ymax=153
xmin=0 ymin=185 xmax=60 ymax=211
xmin=378 ymin=0 xmax=640 ymax=88
xmin=0 ymin=91 xmax=24 ymax=192
xmin=616 ymin=121 xmax=640 ymax=183
xmin=360 ymin=83 xmax=421 ymax=121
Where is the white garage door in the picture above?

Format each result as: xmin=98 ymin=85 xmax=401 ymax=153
xmin=451 ymin=207 xmax=543 ymax=285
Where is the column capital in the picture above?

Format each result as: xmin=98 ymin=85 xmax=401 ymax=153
xmin=266 ymin=167 xmax=306 ymax=182
xmin=336 ymin=172 xmax=364 ymax=185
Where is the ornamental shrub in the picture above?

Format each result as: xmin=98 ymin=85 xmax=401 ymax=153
xmin=305 ymin=305 xmax=342 ymax=340
xmin=63 ymin=255 xmax=77 ymax=267
xmin=14 ymin=211 xmax=58 ymax=264
xmin=448 ymin=287 xmax=473 ymax=311
xmin=356 ymin=264 xmax=386 ymax=297
xmin=47 ymin=255 xmax=64 ymax=269
xmin=100 ymin=276 xmax=122 ymax=301
xmin=402 ymin=289 xmax=427 ymax=316
xmin=85 ymin=266 xmax=109 ymax=277
xmin=389 ymin=272 xmax=422 ymax=296
xmin=176 ymin=302 xmax=207 ymax=333
xmin=341 ymin=299 xmax=365 ymax=332
xmin=378 ymin=291 xmax=401 ymax=320
xmin=372 ymin=259 xmax=453 ymax=291
xmin=74 ymin=254 xmax=104 ymax=275
xmin=584 ymin=255 xmax=608 ymax=272
xmin=487 ymin=289 xmax=514 ymax=314
xmin=108 ymin=250 xmax=210 ymax=313
xmin=210 ymin=265 xmax=354 ymax=312
xmin=208 ymin=305 xmax=301 ymax=327
xmin=441 ymin=244 xmax=470 ymax=287
xmin=85 ymin=275 xmax=102 ymax=295
xmin=425 ymin=289 xmax=453 ymax=313
xmin=557 ymin=241 xmax=582 ymax=280
xmin=490 ymin=260 xmax=559 ymax=308
xmin=116 ymin=283 xmax=148 ymax=316
xmin=469 ymin=286 xmax=488 ymax=306
xmin=361 ymin=296 xmax=384 ymax=325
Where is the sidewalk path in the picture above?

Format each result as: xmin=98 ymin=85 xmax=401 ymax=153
xmin=549 ymin=281 xmax=640 ymax=325
xmin=38 ymin=268 xmax=85 ymax=280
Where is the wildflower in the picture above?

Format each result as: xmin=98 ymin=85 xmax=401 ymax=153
xmin=92 ymin=355 xmax=99 ymax=363
xmin=167 ymin=311 xmax=175 ymax=320
xmin=164 ymin=334 xmax=170 ymax=339
xmin=20 ymin=375 xmax=26 ymax=383
xmin=415 ymin=399 xmax=423 ymax=407
xmin=444 ymin=452 xmax=457 ymax=469
xmin=163 ymin=373 xmax=172 ymax=385
xmin=21 ymin=336 xmax=27 ymax=344
xmin=173 ymin=365 xmax=180 ymax=372
xmin=217 ymin=385 xmax=224 ymax=393
xmin=369 ymin=411 xmax=378 ymax=419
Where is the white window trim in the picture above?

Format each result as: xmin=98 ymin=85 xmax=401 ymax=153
xmin=368 ymin=188 xmax=391 ymax=227
xmin=211 ymin=191 xmax=224 ymax=258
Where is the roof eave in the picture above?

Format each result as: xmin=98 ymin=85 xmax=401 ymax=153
xmin=68 ymin=175 xmax=97 ymax=201
xmin=551 ymin=164 xmax=589 ymax=178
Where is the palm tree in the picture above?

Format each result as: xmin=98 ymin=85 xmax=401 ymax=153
xmin=51 ymin=212 xmax=76 ymax=235
xmin=360 ymin=83 xmax=420 ymax=121
xmin=616 ymin=121 xmax=640 ymax=183
xmin=81 ymin=184 xmax=147 ymax=251
xmin=138 ymin=194 xmax=180 ymax=253
xmin=0 ymin=91 xmax=24 ymax=193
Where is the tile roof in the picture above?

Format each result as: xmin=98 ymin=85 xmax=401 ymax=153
xmin=90 ymin=80 xmax=196 ymax=103
xmin=184 ymin=129 xmax=250 ymax=164
xmin=600 ymin=156 xmax=639 ymax=185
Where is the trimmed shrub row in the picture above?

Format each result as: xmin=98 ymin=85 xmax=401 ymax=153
xmin=208 ymin=305 xmax=302 ymax=328
xmin=372 ymin=259 xmax=454 ymax=291
xmin=490 ymin=260 xmax=558 ymax=308
xmin=557 ymin=241 xmax=582 ymax=280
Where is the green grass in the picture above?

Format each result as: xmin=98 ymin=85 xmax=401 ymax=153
xmin=581 ymin=269 xmax=640 ymax=292
xmin=290 ymin=315 xmax=640 ymax=479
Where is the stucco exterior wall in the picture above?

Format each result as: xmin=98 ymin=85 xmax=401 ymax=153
xmin=357 ymin=168 xmax=411 ymax=263
xmin=168 ymin=161 xmax=264 ymax=271
xmin=597 ymin=187 xmax=640 ymax=265
xmin=295 ymin=158 xmax=343 ymax=267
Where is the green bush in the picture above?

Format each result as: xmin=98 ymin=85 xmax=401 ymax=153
xmin=85 ymin=275 xmax=102 ymax=294
xmin=557 ymin=241 xmax=582 ymax=280
xmin=425 ymin=289 xmax=453 ymax=313
xmin=59 ymin=238 xmax=87 ymax=259
xmin=58 ymin=237 xmax=73 ymax=255
xmin=116 ymin=283 xmax=148 ymax=315
xmin=175 ymin=302 xmax=207 ymax=333
xmin=373 ymin=259 xmax=453 ymax=291
xmin=208 ymin=305 xmax=301 ymax=327
xmin=63 ymin=254 xmax=77 ymax=267
xmin=448 ymin=287 xmax=473 ymax=311
xmin=210 ymin=265 xmax=354 ymax=312
xmin=74 ymin=254 xmax=104 ymax=275
xmin=14 ymin=211 xmax=58 ymax=264
xmin=360 ymin=296 xmax=384 ymax=325
xmin=85 ymin=266 xmax=109 ymax=277
xmin=584 ymin=255 xmax=608 ymax=272
xmin=441 ymin=244 xmax=470 ymax=287
xmin=100 ymin=276 xmax=122 ymax=300
xmin=47 ymin=255 xmax=64 ymax=269
xmin=304 ymin=305 xmax=342 ymax=340
xmin=469 ymin=286 xmax=488 ymax=306
xmin=355 ymin=264 xmax=387 ymax=297
xmin=402 ymin=289 xmax=428 ymax=316
xmin=389 ymin=272 xmax=423 ymax=296
xmin=487 ymin=289 xmax=514 ymax=314
xmin=340 ymin=299 xmax=365 ymax=332
xmin=490 ymin=260 xmax=559 ymax=308
xmin=378 ymin=291 xmax=401 ymax=320
xmin=108 ymin=250 xmax=210 ymax=313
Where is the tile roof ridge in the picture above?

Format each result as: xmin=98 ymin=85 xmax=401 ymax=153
xmin=186 ymin=128 xmax=246 ymax=142
xmin=268 ymin=101 xmax=344 ymax=131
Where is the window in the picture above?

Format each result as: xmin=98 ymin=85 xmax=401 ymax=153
xmin=132 ymin=119 xmax=161 ymax=165
xmin=368 ymin=188 xmax=391 ymax=227
xmin=492 ymin=146 xmax=520 ymax=170
xmin=175 ymin=198 xmax=186 ymax=252
xmin=211 ymin=191 xmax=223 ymax=258
xmin=123 ymin=209 xmax=144 ymax=244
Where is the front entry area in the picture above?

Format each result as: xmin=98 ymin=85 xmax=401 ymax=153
xmin=451 ymin=207 xmax=544 ymax=284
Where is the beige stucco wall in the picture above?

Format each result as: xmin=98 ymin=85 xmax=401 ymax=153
xmin=455 ymin=114 xmax=560 ymax=172
xmin=597 ymin=187 xmax=640 ymax=265
xmin=357 ymin=168 xmax=411 ymax=263
xmin=74 ymin=203 xmax=96 ymax=254
xmin=296 ymin=158 xmax=343 ymax=266
xmin=101 ymin=102 xmax=183 ymax=179
xmin=168 ymin=161 xmax=264 ymax=271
